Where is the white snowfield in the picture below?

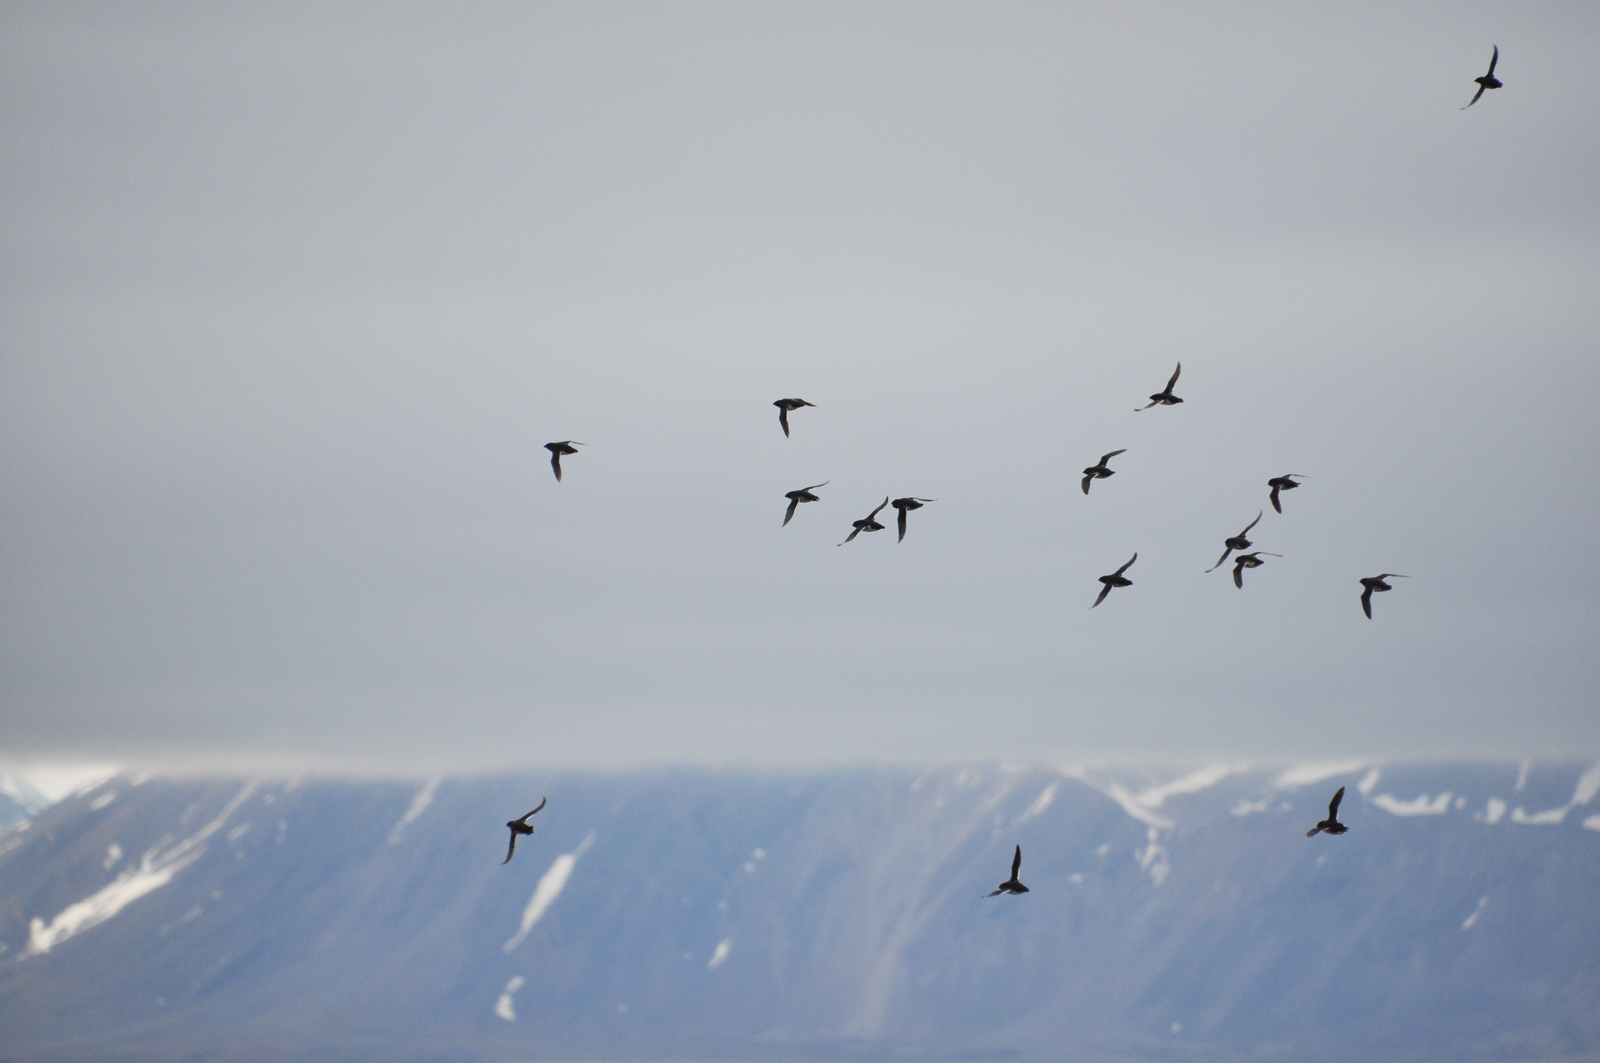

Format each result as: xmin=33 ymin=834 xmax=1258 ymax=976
xmin=502 ymin=831 xmax=596 ymax=954
xmin=22 ymin=782 xmax=257 ymax=958
xmin=387 ymin=777 xmax=441 ymax=846
xmin=1371 ymin=792 xmax=1453 ymax=817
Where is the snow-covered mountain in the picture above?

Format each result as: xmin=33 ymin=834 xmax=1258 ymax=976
xmin=1 ymin=760 xmax=1597 ymax=1063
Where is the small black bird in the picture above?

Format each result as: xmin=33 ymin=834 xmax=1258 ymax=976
xmin=840 ymin=497 xmax=890 ymax=545
xmin=1306 ymin=787 xmax=1348 ymax=837
xmin=1081 ymin=449 xmax=1127 ymax=495
xmin=544 ymin=442 xmax=583 ymax=482
xmin=782 ymin=482 xmax=828 ymax=527
xmin=1231 ymin=551 xmax=1281 ymax=589
xmin=1359 ymin=573 xmax=1408 ymax=619
xmin=891 ymin=497 xmax=935 ymax=542
xmin=1267 ymin=474 xmax=1306 ymax=514
xmin=503 ymin=797 xmax=547 ymax=864
xmin=1093 ymin=552 xmax=1137 ymax=608
xmin=985 ymin=844 xmax=1030 ymax=897
xmin=1136 ymin=363 xmax=1183 ymax=411
xmin=1208 ymin=512 xmax=1263 ymax=572
xmin=773 ymin=398 xmax=816 ymax=438
xmin=1463 ymin=45 xmax=1502 ymax=109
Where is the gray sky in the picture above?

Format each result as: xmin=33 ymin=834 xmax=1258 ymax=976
xmin=2 ymin=3 xmax=1598 ymax=772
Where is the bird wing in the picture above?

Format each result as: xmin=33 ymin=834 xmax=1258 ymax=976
xmin=1101 ymin=449 xmax=1126 ymax=464
xmin=527 ymin=797 xmax=547 ymax=817
xmin=868 ymin=497 xmax=890 ymax=519
xmin=1269 ymin=484 xmax=1282 ymax=513
xmin=804 ymin=482 xmax=828 ymax=492
xmin=1463 ymin=84 xmax=1486 ymax=108
xmin=1092 ymin=583 xmax=1112 ymax=608
xmin=550 ymin=452 xmax=563 ymax=482
xmin=839 ymin=526 xmax=861 ymax=545
xmin=1361 ymin=586 xmax=1373 ymax=618
xmin=784 ymin=498 xmax=799 ymax=526
xmin=1328 ymin=787 xmax=1344 ymax=820
xmin=1135 ymin=399 xmax=1157 ymax=411
xmin=1082 ymin=474 xmax=1092 ymax=495
xmin=984 ymin=887 xmax=1003 ymax=897
xmin=1379 ymin=573 xmax=1408 ymax=580
xmin=1241 ymin=511 xmax=1262 ymax=536
xmin=1011 ymin=845 xmax=1023 ymax=878
xmin=503 ymin=830 xmax=518 ymax=864
xmin=1233 ymin=560 xmax=1245 ymax=588
xmin=1207 ymin=547 xmax=1233 ymax=572
xmin=1166 ymin=363 xmax=1182 ymax=391
xmin=1306 ymin=825 xmax=1323 ymax=838
xmin=1487 ymin=44 xmax=1498 ymax=77
xmin=778 ymin=407 xmax=791 ymax=437
xmin=897 ymin=508 xmax=908 ymax=542
xmin=1117 ymin=552 xmax=1137 ymax=575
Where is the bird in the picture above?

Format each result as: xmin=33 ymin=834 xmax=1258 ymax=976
xmin=1306 ymin=787 xmax=1348 ymax=837
xmin=1207 ymin=512 xmax=1263 ymax=571
xmin=1081 ymin=449 xmax=1127 ymax=495
xmin=773 ymin=398 xmax=816 ymax=438
xmin=1136 ymin=363 xmax=1183 ymax=410
xmin=1463 ymin=45 xmax=1502 ymax=109
xmin=1231 ymin=551 xmax=1282 ymax=588
xmin=839 ymin=497 xmax=890 ymax=545
xmin=985 ymin=844 xmax=1030 ymax=897
xmin=503 ymin=797 xmax=547 ymax=864
xmin=891 ymin=497 xmax=936 ymax=542
xmin=1092 ymin=552 xmax=1137 ymax=608
xmin=782 ymin=482 xmax=828 ymax=527
xmin=1267 ymin=474 xmax=1306 ymax=514
xmin=544 ymin=442 xmax=583 ymax=482
xmin=1359 ymin=573 xmax=1408 ymax=619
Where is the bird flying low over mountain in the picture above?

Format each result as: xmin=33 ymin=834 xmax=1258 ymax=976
xmin=503 ymin=797 xmax=547 ymax=864
xmin=1359 ymin=573 xmax=1408 ymax=619
xmin=1136 ymin=363 xmax=1183 ymax=411
xmin=1232 ymin=551 xmax=1281 ymax=588
xmin=1093 ymin=552 xmax=1137 ymax=608
xmin=782 ymin=482 xmax=828 ymax=527
xmin=1081 ymin=449 xmax=1126 ymax=495
xmin=1267 ymin=474 xmax=1306 ymax=514
xmin=985 ymin=844 xmax=1030 ymax=897
xmin=840 ymin=497 xmax=890 ymax=545
xmin=544 ymin=442 xmax=583 ymax=482
xmin=891 ymin=497 xmax=935 ymax=542
xmin=773 ymin=398 xmax=816 ymax=438
xmin=1208 ymin=512 xmax=1263 ymax=572
xmin=1463 ymin=45 xmax=1502 ymax=109
xmin=1306 ymin=787 xmax=1348 ymax=837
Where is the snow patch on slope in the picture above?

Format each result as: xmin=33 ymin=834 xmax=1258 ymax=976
xmin=494 ymin=975 xmax=524 ymax=1021
xmin=387 ymin=777 xmax=441 ymax=846
xmin=502 ymin=831 xmax=595 ymax=953
xmin=1371 ymin=792 xmax=1452 ymax=816
xmin=1277 ymin=761 xmax=1367 ymax=789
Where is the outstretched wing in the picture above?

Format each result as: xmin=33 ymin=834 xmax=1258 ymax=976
xmin=1116 ymin=552 xmax=1138 ymax=576
xmin=1092 ymin=583 xmax=1112 ymax=608
xmin=1463 ymin=84 xmax=1486 ymax=109
xmin=1233 ymin=560 xmax=1245 ymax=588
xmin=1328 ymin=786 xmax=1345 ymax=820
xmin=1100 ymin=449 xmax=1126 ymax=464
xmin=1165 ymin=363 xmax=1182 ymax=391
xmin=868 ymin=496 xmax=890 ymax=520
xmin=1241 ymin=511 xmax=1262 ymax=536
xmin=984 ymin=887 xmax=1003 ymax=897
xmin=502 ymin=830 xmax=518 ymax=864
xmin=783 ymin=498 xmax=799 ymax=526
xmin=839 ymin=526 xmax=861 ymax=546
xmin=1207 ymin=547 xmax=1233 ymax=573
xmin=1361 ymin=586 xmax=1374 ymax=618
xmin=1306 ymin=825 xmax=1323 ymax=838
xmin=1487 ymin=44 xmax=1498 ymax=77
xmin=526 ymin=797 xmax=547 ymax=818
xmin=550 ymin=452 xmax=563 ymax=482
xmin=1269 ymin=484 xmax=1282 ymax=513
xmin=897 ymin=508 xmax=908 ymax=542
xmin=1011 ymin=844 xmax=1023 ymax=879
xmin=1082 ymin=474 xmax=1093 ymax=495
xmin=778 ymin=407 xmax=791 ymax=437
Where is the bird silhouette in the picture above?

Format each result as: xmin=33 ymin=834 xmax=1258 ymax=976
xmin=1267 ymin=474 xmax=1306 ymax=514
xmin=840 ymin=497 xmax=890 ymax=545
xmin=985 ymin=844 xmax=1030 ymax=896
xmin=1136 ymin=363 xmax=1183 ymax=410
xmin=1081 ymin=449 xmax=1127 ymax=495
xmin=544 ymin=442 xmax=583 ymax=482
xmin=1359 ymin=573 xmax=1408 ymax=619
xmin=1463 ymin=45 xmax=1502 ymax=109
xmin=891 ymin=497 xmax=936 ymax=542
xmin=1232 ymin=551 xmax=1281 ymax=588
xmin=1208 ymin=512 xmax=1263 ymax=571
xmin=782 ymin=482 xmax=828 ymax=527
xmin=1306 ymin=787 xmax=1348 ymax=837
xmin=773 ymin=398 xmax=816 ymax=438
xmin=1093 ymin=552 xmax=1137 ymax=608
xmin=502 ymin=797 xmax=547 ymax=864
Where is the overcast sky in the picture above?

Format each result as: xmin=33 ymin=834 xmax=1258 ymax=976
xmin=2 ymin=3 xmax=1597 ymax=773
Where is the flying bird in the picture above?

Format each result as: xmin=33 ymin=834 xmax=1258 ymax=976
xmin=544 ymin=442 xmax=583 ymax=482
xmin=1267 ymin=474 xmax=1306 ymax=514
xmin=773 ymin=398 xmax=816 ymax=438
xmin=891 ymin=497 xmax=936 ymax=542
xmin=985 ymin=844 xmax=1030 ymax=897
xmin=782 ymin=482 xmax=828 ymax=527
xmin=1359 ymin=573 xmax=1408 ymax=619
xmin=1231 ymin=551 xmax=1282 ymax=588
xmin=1081 ymin=449 xmax=1127 ymax=495
xmin=1306 ymin=787 xmax=1348 ymax=837
xmin=1136 ymin=363 xmax=1183 ymax=411
xmin=1463 ymin=45 xmax=1502 ymax=109
xmin=839 ymin=497 xmax=890 ymax=545
xmin=502 ymin=797 xmax=547 ymax=864
xmin=1208 ymin=512 xmax=1263 ymax=572
xmin=1092 ymin=552 xmax=1137 ymax=608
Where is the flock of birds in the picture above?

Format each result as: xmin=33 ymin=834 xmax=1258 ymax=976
xmin=507 ymin=49 xmax=1507 ymax=886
